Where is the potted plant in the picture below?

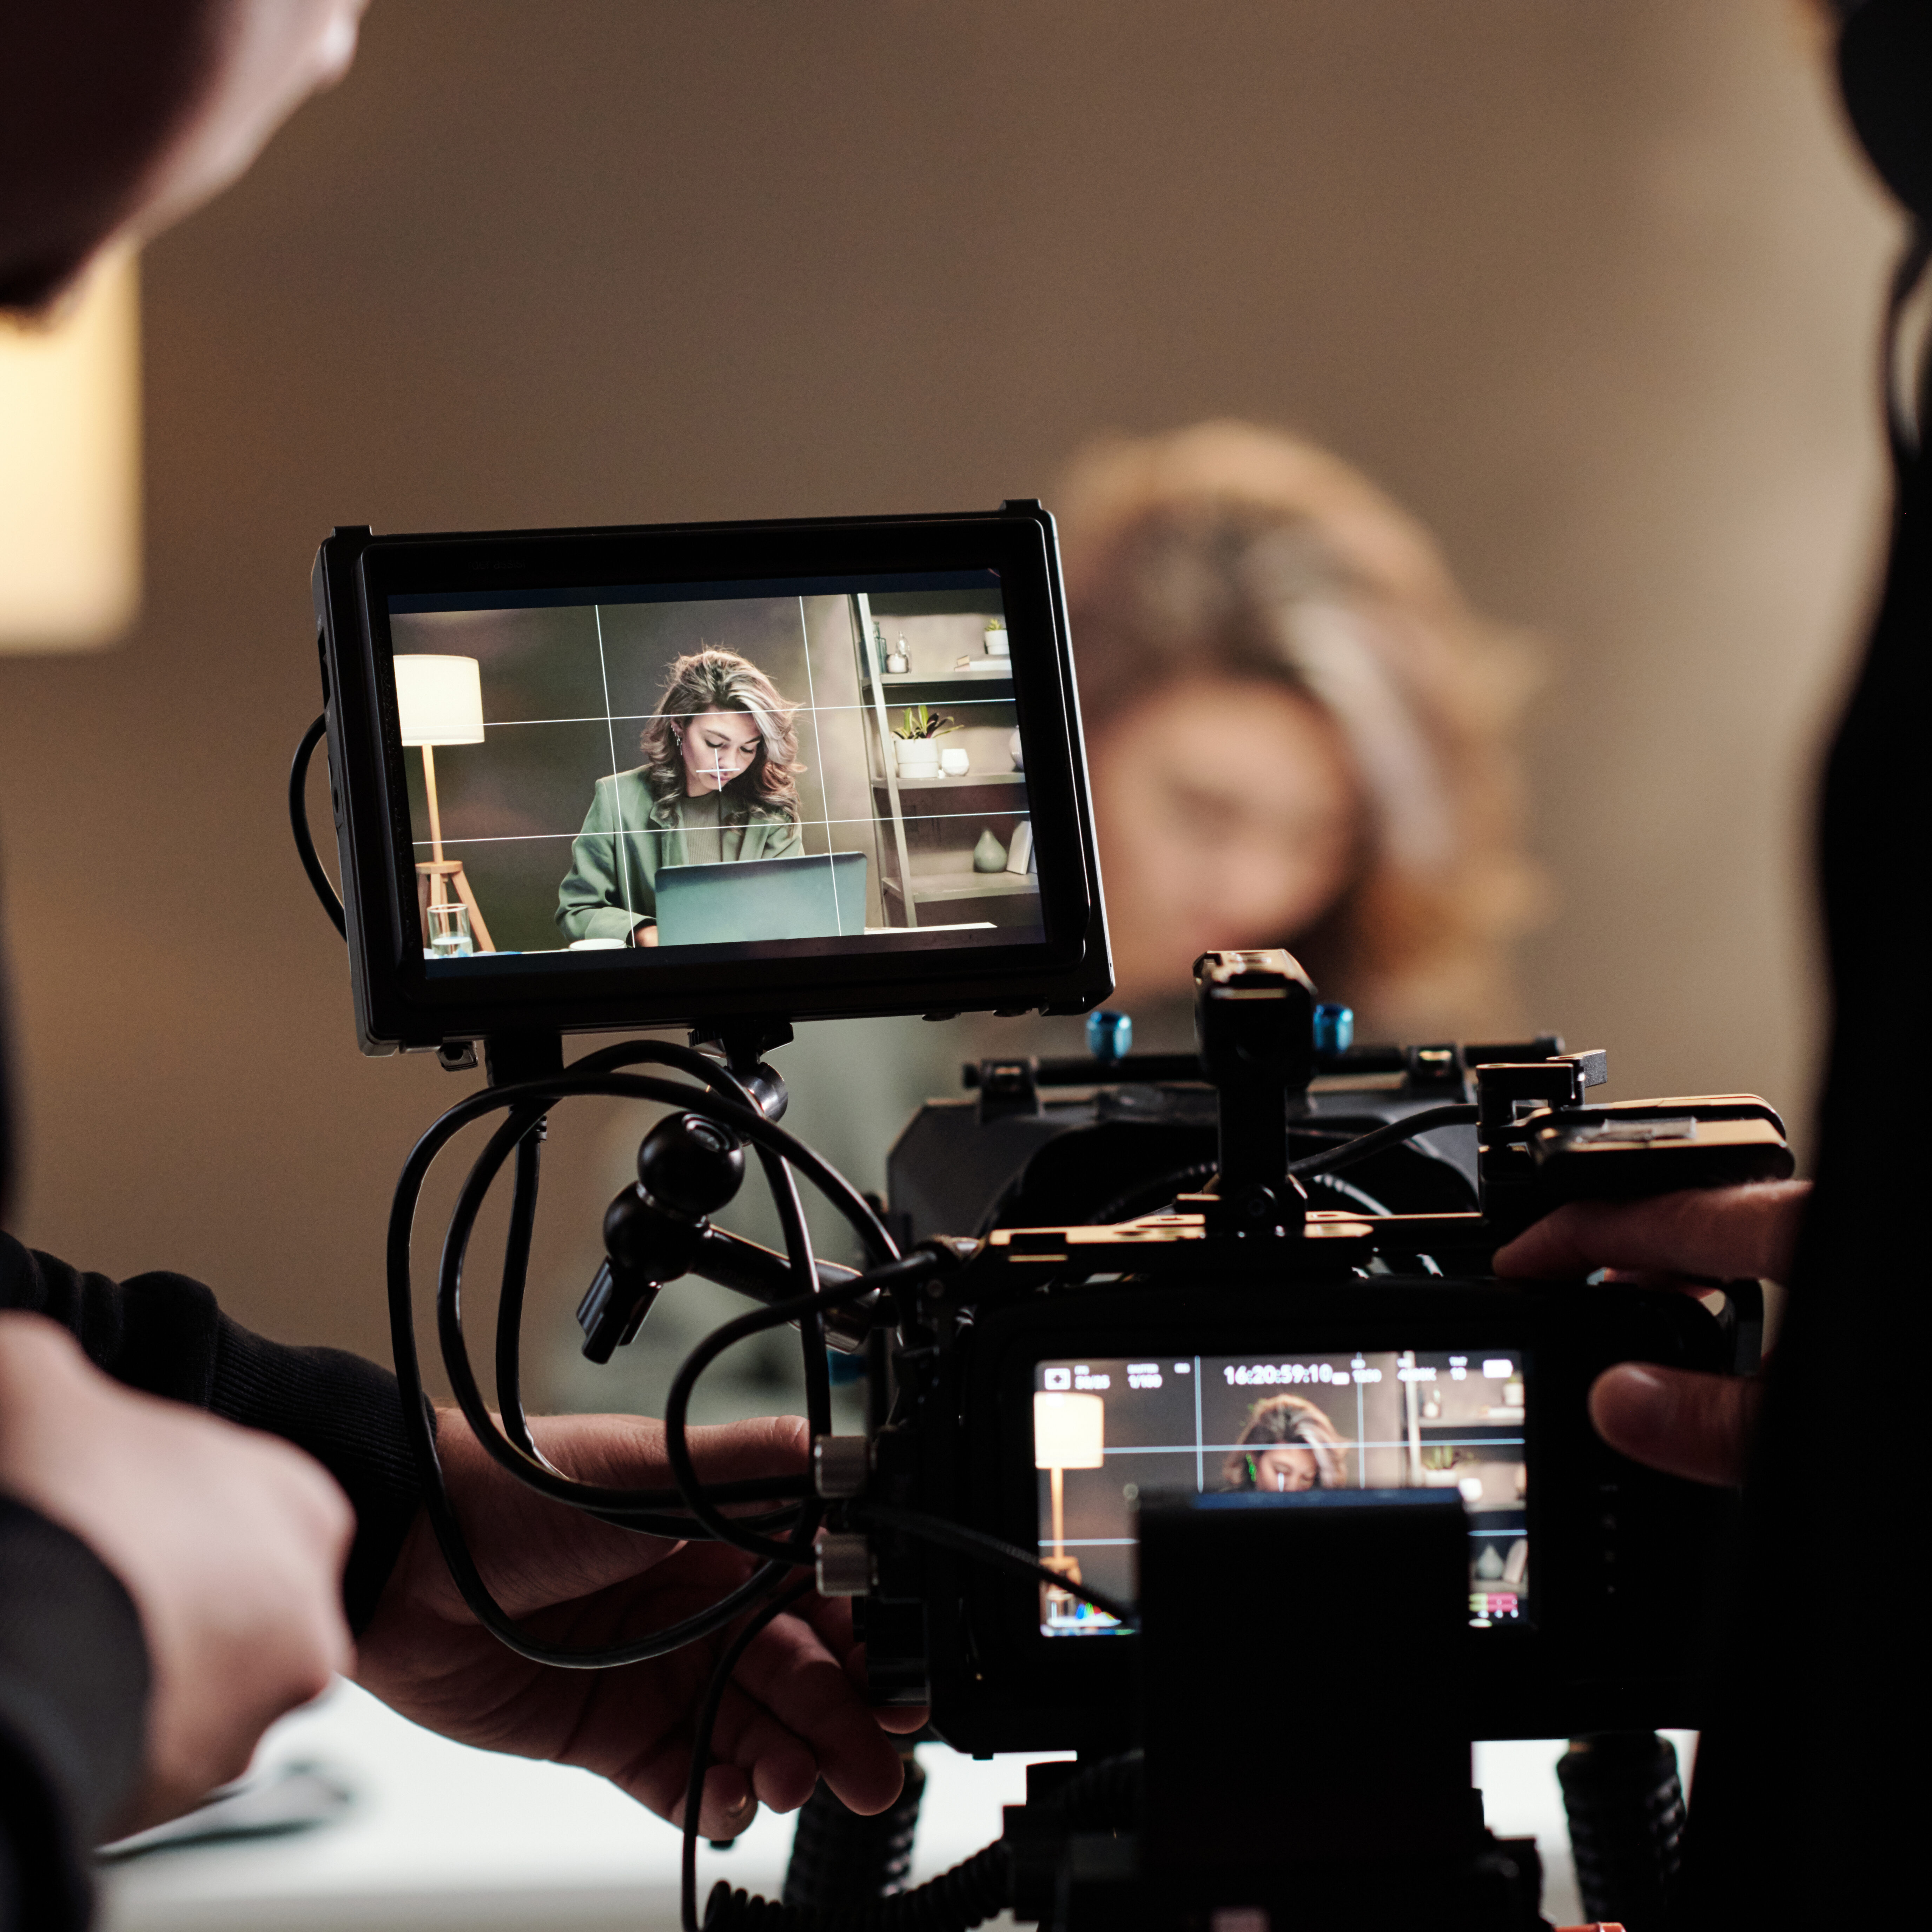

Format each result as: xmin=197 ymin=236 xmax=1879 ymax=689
xmin=983 ymin=615 xmax=1010 ymax=657
xmin=892 ymin=704 xmax=957 ymax=777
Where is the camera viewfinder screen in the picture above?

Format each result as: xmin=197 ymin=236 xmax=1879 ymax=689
xmin=385 ymin=573 xmax=1044 ymax=970
xmin=1031 ymin=1350 xmax=1529 ymax=1636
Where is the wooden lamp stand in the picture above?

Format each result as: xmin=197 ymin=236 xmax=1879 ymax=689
xmin=415 ymin=741 xmax=495 ymax=951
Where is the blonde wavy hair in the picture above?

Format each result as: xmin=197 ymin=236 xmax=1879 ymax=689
xmin=1057 ymin=422 xmax=1542 ymax=1039
xmin=639 ymin=648 xmax=802 ymax=818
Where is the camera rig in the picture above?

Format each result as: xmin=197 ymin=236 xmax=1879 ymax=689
xmin=297 ymin=506 xmax=1789 ymax=1930
xmin=370 ymin=950 xmax=1785 ymax=1932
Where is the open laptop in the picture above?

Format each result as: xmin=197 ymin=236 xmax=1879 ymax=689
xmin=654 ymin=851 xmax=870 ymax=948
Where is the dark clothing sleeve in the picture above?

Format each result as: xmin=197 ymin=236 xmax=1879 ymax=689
xmin=0 ymin=1231 xmax=422 ymax=1928
xmin=0 ymin=1500 xmax=148 ymax=1932
xmin=0 ymin=1233 xmax=421 ymax=1629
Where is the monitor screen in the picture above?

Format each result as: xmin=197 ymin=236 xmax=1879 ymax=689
xmin=386 ymin=571 xmax=1045 ymax=974
xmin=1030 ymin=1348 xmax=1530 ymax=1637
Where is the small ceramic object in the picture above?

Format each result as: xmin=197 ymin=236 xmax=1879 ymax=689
xmin=972 ymin=827 xmax=1008 ymax=873
xmin=939 ymin=746 xmax=971 ymax=776
xmin=886 ymin=640 xmax=910 ymax=675
xmin=894 ymin=737 xmax=940 ymax=778
xmin=984 ymin=627 xmax=1010 ymax=656
xmin=1008 ymin=728 xmax=1024 ymax=770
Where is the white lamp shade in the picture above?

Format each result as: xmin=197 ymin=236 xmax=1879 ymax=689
xmin=1033 ymin=1391 xmax=1105 ymax=1470
xmin=0 ymin=250 xmax=140 ymax=651
xmin=396 ymin=654 xmax=486 ymax=745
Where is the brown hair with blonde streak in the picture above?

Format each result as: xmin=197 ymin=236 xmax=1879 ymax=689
xmin=1221 ymin=1392 xmax=1352 ymax=1492
xmin=639 ymin=647 xmax=802 ymax=818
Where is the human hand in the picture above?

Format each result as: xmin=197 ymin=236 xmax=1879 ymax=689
xmin=354 ymin=1410 xmax=922 ymax=1840
xmin=1492 ymin=1180 xmax=1808 ymax=1485
xmin=0 ymin=1312 xmax=353 ymax=1831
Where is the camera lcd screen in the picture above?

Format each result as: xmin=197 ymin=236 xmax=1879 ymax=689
xmin=386 ymin=573 xmax=1045 ymax=972
xmin=1031 ymin=1349 xmax=1529 ymax=1636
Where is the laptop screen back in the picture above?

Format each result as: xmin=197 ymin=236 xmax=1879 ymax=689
xmin=655 ymin=851 xmax=869 ymax=947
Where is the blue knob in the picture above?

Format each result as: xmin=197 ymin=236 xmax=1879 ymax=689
xmin=1313 ymin=1003 xmax=1355 ymax=1058
xmin=1086 ymin=1008 xmax=1134 ymax=1065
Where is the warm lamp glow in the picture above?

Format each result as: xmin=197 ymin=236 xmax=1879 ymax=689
xmin=0 ymin=251 xmax=141 ymax=651
xmin=1033 ymin=1392 xmax=1106 ymax=1470
xmin=395 ymin=655 xmax=487 ymax=745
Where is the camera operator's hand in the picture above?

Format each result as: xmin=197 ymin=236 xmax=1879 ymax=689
xmin=353 ymin=1411 xmax=922 ymax=1841
xmin=1492 ymin=1179 xmax=1809 ymax=1486
xmin=0 ymin=1312 xmax=353 ymax=1831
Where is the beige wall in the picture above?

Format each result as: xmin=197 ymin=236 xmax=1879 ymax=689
xmin=0 ymin=1 xmax=1898 ymax=1365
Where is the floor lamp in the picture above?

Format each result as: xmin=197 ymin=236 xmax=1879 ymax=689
xmin=1033 ymin=1390 xmax=1106 ymax=1610
xmin=395 ymin=653 xmax=495 ymax=953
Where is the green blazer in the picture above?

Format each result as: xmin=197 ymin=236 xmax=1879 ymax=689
xmin=555 ymin=769 xmax=802 ymax=941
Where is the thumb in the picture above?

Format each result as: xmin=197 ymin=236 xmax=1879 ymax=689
xmin=1588 ymin=1363 xmax=1760 ymax=1487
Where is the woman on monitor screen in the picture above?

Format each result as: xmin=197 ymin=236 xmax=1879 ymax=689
xmin=556 ymin=648 xmax=803 ymax=945
xmin=1220 ymin=1392 xmax=1351 ymax=1493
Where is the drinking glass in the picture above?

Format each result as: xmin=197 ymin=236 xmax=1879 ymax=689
xmin=426 ymin=900 xmax=474 ymax=958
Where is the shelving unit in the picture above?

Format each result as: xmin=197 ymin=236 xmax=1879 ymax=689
xmin=887 ymin=772 xmax=1028 ymax=792
xmin=882 ymin=871 xmax=1041 ymax=906
xmin=851 ymin=594 xmax=1035 ymax=931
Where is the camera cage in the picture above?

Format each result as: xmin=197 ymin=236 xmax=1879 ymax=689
xmin=292 ymin=498 xmax=1793 ymax=1925
xmin=311 ymin=503 xmax=1111 ymax=1057
xmin=342 ymin=927 xmax=1789 ymax=1932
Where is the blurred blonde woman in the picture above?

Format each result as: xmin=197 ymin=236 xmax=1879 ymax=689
xmin=1057 ymin=422 xmax=1541 ymax=1041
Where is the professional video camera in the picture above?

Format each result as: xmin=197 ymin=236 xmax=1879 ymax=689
xmin=298 ymin=505 xmax=1791 ymax=1932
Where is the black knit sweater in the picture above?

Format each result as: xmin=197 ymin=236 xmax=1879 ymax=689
xmin=0 ymin=1233 xmax=420 ymax=1929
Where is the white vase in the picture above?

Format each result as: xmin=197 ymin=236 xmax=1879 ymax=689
xmin=894 ymin=739 xmax=940 ymax=778
xmin=984 ymin=628 xmax=1010 ymax=656
xmin=1008 ymin=728 xmax=1024 ymax=771
xmin=939 ymin=746 xmax=971 ymax=776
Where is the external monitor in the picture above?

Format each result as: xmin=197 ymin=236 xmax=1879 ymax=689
xmin=312 ymin=502 xmax=1111 ymax=1054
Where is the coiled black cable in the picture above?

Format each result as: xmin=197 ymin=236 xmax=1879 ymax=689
xmin=681 ymin=1577 xmax=817 ymax=1932
xmin=783 ymin=1758 xmax=927 ymax=1912
xmin=699 ymin=1754 xmax=1139 ymax=1932
xmin=704 ymin=1841 xmax=1011 ymax=1932
xmin=1558 ymin=1731 xmax=1685 ymax=1930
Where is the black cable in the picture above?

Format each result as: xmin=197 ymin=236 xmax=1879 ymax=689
xmin=388 ymin=1068 xmax=915 ymax=1665
xmin=681 ymin=1578 xmax=816 ymax=1932
xmin=663 ymin=1262 xmax=938 ymax=1566
xmin=1085 ymin=1160 xmax=1218 ymax=1226
xmin=701 ymin=1752 xmax=1140 ymax=1932
xmin=1283 ymin=1103 xmax=1478 ymax=1178
xmin=1087 ymin=1158 xmax=1393 ymax=1227
xmin=849 ymin=1499 xmax=1137 ymax=1628
xmin=471 ymin=1098 xmax=807 ymax=1529
xmin=495 ymin=1120 xmax=544 ymax=1462
xmin=289 ymin=714 xmax=346 ymax=938
xmin=409 ymin=1068 xmax=893 ymax=1518
xmin=572 ymin=1037 xmax=899 ymax=1269
xmin=436 ymin=1098 xmax=785 ymax=1529
xmin=759 ymin=1140 xmax=833 ymax=1442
